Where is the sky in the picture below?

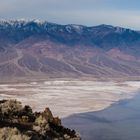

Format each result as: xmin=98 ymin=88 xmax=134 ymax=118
xmin=0 ymin=0 xmax=140 ymax=30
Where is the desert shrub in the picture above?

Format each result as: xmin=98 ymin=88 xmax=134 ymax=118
xmin=0 ymin=127 xmax=30 ymax=140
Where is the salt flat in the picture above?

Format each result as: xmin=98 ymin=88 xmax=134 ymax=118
xmin=0 ymin=80 xmax=140 ymax=118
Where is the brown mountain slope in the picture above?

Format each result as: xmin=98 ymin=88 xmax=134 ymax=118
xmin=0 ymin=37 xmax=140 ymax=79
xmin=0 ymin=21 xmax=140 ymax=80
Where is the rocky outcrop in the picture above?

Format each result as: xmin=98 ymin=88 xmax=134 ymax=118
xmin=0 ymin=100 xmax=81 ymax=140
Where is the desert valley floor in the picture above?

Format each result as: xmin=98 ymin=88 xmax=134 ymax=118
xmin=0 ymin=79 xmax=140 ymax=118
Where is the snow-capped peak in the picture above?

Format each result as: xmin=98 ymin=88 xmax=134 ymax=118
xmin=115 ymin=27 xmax=126 ymax=33
xmin=66 ymin=24 xmax=84 ymax=34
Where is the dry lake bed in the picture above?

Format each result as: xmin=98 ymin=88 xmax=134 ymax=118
xmin=0 ymin=80 xmax=140 ymax=118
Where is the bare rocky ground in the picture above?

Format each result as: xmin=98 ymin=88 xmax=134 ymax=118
xmin=0 ymin=79 xmax=140 ymax=118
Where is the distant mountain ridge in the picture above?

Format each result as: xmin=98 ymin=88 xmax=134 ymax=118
xmin=1 ymin=20 xmax=140 ymax=54
xmin=0 ymin=20 xmax=140 ymax=79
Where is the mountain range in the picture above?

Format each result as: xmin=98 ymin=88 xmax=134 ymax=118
xmin=0 ymin=20 xmax=140 ymax=79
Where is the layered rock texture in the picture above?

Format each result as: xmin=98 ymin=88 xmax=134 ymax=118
xmin=0 ymin=20 xmax=140 ymax=79
xmin=0 ymin=100 xmax=80 ymax=140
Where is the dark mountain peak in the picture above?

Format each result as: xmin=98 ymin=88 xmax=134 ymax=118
xmin=92 ymin=24 xmax=114 ymax=29
xmin=0 ymin=20 xmax=140 ymax=47
xmin=0 ymin=20 xmax=138 ymax=35
xmin=0 ymin=20 xmax=137 ymax=33
xmin=89 ymin=24 xmax=135 ymax=34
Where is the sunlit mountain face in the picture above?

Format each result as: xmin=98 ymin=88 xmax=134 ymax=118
xmin=0 ymin=20 xmax=140 ymax=79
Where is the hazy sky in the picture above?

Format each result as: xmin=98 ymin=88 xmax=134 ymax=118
xmin=0 ymin=0 xmax=140 ymax=29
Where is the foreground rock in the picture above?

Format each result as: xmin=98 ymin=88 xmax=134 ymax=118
xmin=0 ymin=100 xmax=81 ymax=140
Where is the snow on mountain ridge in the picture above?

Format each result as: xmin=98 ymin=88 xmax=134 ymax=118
xmin=0 ymin=20 xmax=138 ymax=36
